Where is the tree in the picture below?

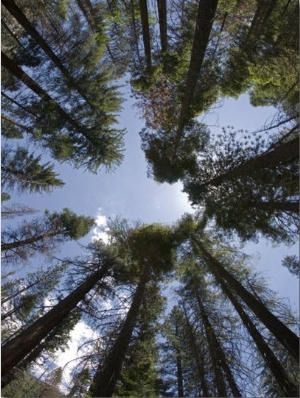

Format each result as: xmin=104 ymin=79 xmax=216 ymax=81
xmin=183 ymin=128 xmax=299 ymax=243
xmin=1 ymin=145 xmax=64 ymax=194
xmin=2 ymin=51 xmax=125 ymax=172
xmin=175 ymin=0 xmax=219 ymax=140
xmin=140 ymin=120 xmax=210 ymax=183
xmin=88 ymin=222 xmax=177 ymax=396
xmin=188 ymin=232 xmax=299 ymax=362
xmin=1 ymin=244 xmax=116 ymax=378
xmin=2 ymin=208 xmax=95 ymax=264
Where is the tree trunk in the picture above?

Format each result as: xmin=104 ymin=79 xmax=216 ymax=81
xmin=196 ymin=292 xmax=228 ymax=397
xmin=252 ymin=200 xmax=299 ymax=214
xmin=219 ymin=278 xmax=299 ymax=397
xmin=182 ymin=307 xmax=209 ymax=397
xmin=175 ymin=0 xmax=219 ymax=143
xmin=88 ymin=267 xmax=149 ymax=397
xmin=193 ymin=237 xmax=299 ymax=362
xmin=1 ymin=0 xmax=94 ymax=109
xmin=1 ymin=230 xmax=63 ymax=252
xmin=201 ymin=136 xmax=299 ymax=189
xmin=139 ymin=0 xmax=152 ymax=69
xmin=1 ymin=263 xmax=111 ymax=379
xmin=157 ymin=0 xmax=167 ymax=53
xmin=174 ymin=322 xmax=184 ymax=397
xmin=1 ymin=51 xmax=83 ymax=133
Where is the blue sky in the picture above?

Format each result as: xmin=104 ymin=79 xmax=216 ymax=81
xmin=3 ymin=89 xmax=299 ymax=314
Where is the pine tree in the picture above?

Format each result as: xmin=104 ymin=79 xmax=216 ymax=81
xmin=1 ymin=245 xmax=115 ymax=378
xmin=1 ymin=145 xmax=64 ymax=194
xmin=2 ymin=208 xmax=95 ymax=264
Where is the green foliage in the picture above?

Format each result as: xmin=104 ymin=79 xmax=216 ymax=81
xmin=2 ymin=369 xmax=66 ymax=397
xmin=140 ymin=120 xmax=210 ymax=184
xmin=48 ymin=208 xmax=95 ymax=240
xmin=1 ymin=145 xmax=65 ymax=194
xmin=127 ymin=224 xmax=176 ymax=273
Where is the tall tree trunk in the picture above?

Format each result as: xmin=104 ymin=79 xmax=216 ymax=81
xmin=88 ymin=267 xmax=149 ymax=397
xmin=1 ymin=0 xmax=94 ymax=109
xmin=200 ymin=136 xmax=299 ymax=189
xmin=182 ymin=307 xmax=209 ymax=397
xmin=219 ymin=278 xmax=299 ymax=397
xmin=251 ymin=200 xmax=299 ymax=214
xmin=174 ymin=322 xmax=184 ymax=397
xmin=157 ymin=0 xmax=167 ymax=53
xmin=175 ymin=0 xmax=219 ymax=144
xmin=196 ymin=292 xmax=228 ymax=397
xmin=1 ymin=230 xmax=64 ymax=252
xmin=139 ymin=0 xmax=152 ymax=69
xmin=193 ymin=237 xmax=299 ymax=361
xmin=1 ymin=262 xmax=111 ymax=379
xmin=1 ymin=52 xmax=83 ymax=133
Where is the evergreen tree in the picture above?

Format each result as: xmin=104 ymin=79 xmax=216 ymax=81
xmin=1 ymin=244 xmax=116 ymax=379
xmin=1 ymin=145 xmax=64 ymax=194
xmin=2 ymin=208 xmax=95 ymax=264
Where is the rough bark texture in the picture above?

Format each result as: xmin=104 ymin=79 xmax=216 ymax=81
xmin=193 ymin=238 xmax=299 ymax=362
xmin=2 ymin=0 xmax=93 ymax=108
xmin=88 ymin=267 xmax=149 ymax=397
xmin=139 ymin=0 xmax=152 ymax=68
xmin=175 ymin=322 xmax=184 ymax=397
xmin=157 ymin=0 xmax=167 ymax=53
xmin=201 ymin=136 xmax=299 ymax=189
xmin=219 ymin=278 xmax=299 ymax=397
xmin=196 ymin=292 xmax=228 ymax=397
xmin=176 ymin=0 xmax=219 ymax=144
xmin=1 ymin=230 xmax=62 ymax=252
xmin=1 ymin=263 xmax=110 ymax=379
xmin=183 ymin=311 xmax=209 ymax=396
xmin=1 ymin=52 xmax=83 ymax=132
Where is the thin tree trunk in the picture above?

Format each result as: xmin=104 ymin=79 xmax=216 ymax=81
xmin=219 ymin=278 xmax=299 ymax=397
xmin=201 ymin=136 xmax=299 ymax=189
xmin=175 ymin=0 xmax=219 ymax=144
xmin=2 ymin=0 xmax=94 ymax=109
xmin=1 ymin=230 xmax=63 ymax=252
xmin=88 ymin=266 xmax=149 ymax=397
xmin=252 ymin=200 xmax=299 ymax=214
xmin=182 ymin=307 xmax=209 ymax=397
xmin=1 ymin=51 xmax=84 ymax=133
xmin=157 ymin=0 xmax=167 ymax=53
xmin=139 ymin=0 xmax=152 ymax=69
xmin=196 ymin=292 xmax=228 ymax=397
xmin=1 ymin=113 xmax=36 ymax=135
xmin=193 ymin=237 xmax=299 ymax=361
xmin=1 ymin=263 xmax=111 ymax=379
xmin=175 ymin=322 xmax=184 ymax=397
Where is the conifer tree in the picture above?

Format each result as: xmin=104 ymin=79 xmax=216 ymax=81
xmin=1 ymin=145 xmax=64 ymax=194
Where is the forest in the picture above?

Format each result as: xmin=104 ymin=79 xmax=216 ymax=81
xmin=1 ymin=0 xmax=299 ymax=396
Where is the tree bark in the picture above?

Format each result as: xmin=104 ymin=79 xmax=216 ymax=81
xmin=157 ymin=0 xmax=167 ymax=53
xmin=175 ymin=0 xmax=219 ymax=143
xmin=193 ymin=238 xmax=299 ymax=362
xmin=252 ymin=200 xmax=299 ymax=214
xmin=219 ymin=278 xmax=299 ymax=397
xmin=139 ymin=0 xmax=152 ymax=69
xmin=88 ymin=266 xmax=149 ymax=397
xmin=1 ymin=0 xmax=94 ymax=109
xmin=1 ymin=263 xmax=111 ymax=379
xmin=200 ymin=136 xmax=299 ymax=189
xmin=182 ymin=307 xmax=209 ymax=397
xmin=174 ymin=321 xmax=184 ymax=397
xmin=196 ymin=292 xmax=228 ymax=397
xmin=1 ymin=230 xmax=63 ymax=252
xmin=1 ymin=51 xmax=83 ymax=132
